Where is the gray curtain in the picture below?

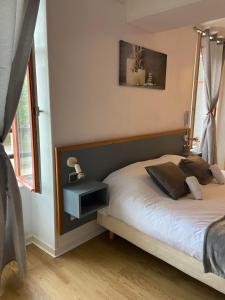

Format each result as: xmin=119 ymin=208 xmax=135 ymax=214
xmin=200 ymin=34 xmax=224 ymax=164
xmin=0 ymin=0 xmax=39 ymax=276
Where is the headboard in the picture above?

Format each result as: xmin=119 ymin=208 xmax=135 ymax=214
xmin=55 ymin=128 xmax=186 ymax=234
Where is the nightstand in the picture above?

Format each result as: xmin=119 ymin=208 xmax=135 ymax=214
xmin=63 ymin=180 xmax=108 ymax=219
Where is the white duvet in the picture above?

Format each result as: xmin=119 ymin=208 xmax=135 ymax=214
xmin=101 ymin=155 xmax=225 ymax=261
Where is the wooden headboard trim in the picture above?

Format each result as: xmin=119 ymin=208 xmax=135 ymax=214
xmin=55 ymin=128 xmax=186 ymax=234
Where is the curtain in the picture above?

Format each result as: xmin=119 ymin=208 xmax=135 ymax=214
xmin=200 ymin=34 xmax=224 ymax=164
xmin=216 ymin=54 xmax=225 ymax=169
xmin=0 ymin=0 xmax=39 ymax=276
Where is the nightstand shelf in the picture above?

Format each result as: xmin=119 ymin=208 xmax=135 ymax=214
xmin=63 ymin=180 xmax=108 ymax=219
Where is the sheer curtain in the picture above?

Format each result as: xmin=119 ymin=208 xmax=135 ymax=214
xmin=200 ymin=33 xmax=224 ymax=164
xmin=0 ymin=0 xmax=39 ymax=276
xmin=216 ymin=54 xmax=225 ymax=169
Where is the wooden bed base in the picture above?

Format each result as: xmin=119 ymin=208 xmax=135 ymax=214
xmin=97 ymin=212 xmax=225 ymax=295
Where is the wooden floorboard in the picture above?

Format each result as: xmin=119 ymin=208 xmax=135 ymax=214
xmin=0 ymin=233 xmax=224 ymax=300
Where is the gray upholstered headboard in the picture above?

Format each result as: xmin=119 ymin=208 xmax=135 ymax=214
xmin=55 ymin=129 xmax=186 ymax=234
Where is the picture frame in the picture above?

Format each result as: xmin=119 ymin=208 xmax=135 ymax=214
xmin=119 ymin=40 xmax=167 ymax=90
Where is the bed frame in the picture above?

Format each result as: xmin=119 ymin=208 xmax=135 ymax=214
xmin=97 ymin=213 xmax=225 ymax=295
xmin=55 ymin=128 xmax=225 ymax=294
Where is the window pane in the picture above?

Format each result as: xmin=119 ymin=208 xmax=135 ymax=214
xmin=17 ymin=71 xmax=33 ymax=185
xmin=193 ymin=55 xmax=207 ymax=151
xmin=4 ymin=52 xmax=40 ymax=192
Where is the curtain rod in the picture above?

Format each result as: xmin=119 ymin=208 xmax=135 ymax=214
xmin=193 ymin=26 xmax=225 ymax=44
xmin=193 ymin=26 xmax=207 ymax=35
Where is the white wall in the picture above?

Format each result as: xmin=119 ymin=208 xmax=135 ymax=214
xmin=20 ymin=187 xmax=32 ymax=241
xmin=46 ymin=0 xmax=197 ymax=251
xmin=32 ymin=0 xmax=55 ymax=250
xmin=47 ymin=0 xmax=196 ymax=147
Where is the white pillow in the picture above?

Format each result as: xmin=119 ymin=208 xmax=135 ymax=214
xmin=209 ymin=164 xmax=225 ymax=184
xmin=185 ymin=176 xmax=202 ymax=200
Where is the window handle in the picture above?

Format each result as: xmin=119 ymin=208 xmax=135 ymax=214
xmin=35 ymin=106 xmax=44 ymax=117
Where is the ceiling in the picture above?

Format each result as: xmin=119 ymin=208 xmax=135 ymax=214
xmin=201 ymin=18 xmax=225 ymax=36
xmin=124 ymin=0 xmax=225 ymax=33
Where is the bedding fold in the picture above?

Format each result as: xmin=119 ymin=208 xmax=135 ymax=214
xmin=204 ymin=217 xmax=225 ymax=279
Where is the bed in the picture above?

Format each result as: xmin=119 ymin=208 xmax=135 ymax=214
xmin=54 ymin=128 xmax=225 ymax=294
xmin=97 ymin=154 xmax=225 ymax=294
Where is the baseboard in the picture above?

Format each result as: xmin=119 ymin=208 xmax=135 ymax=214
xmin=26 ymin=235 xmax=56 ymax=257
xmin=32 ymin=235 xmax=56 ymax=257
xmin=25 ymin=223 xmax=105 ymax=258
xmin=55 ymin=221 xmax=105 ymax=257
xmin=25 ymin=235 xmax=33 ymax=246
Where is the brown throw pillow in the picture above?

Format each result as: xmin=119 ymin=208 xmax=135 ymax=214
xmin=179 ymin=155 xmax=213 ymax=185
xmin=145 ymin=162 xmax=189 ymax=200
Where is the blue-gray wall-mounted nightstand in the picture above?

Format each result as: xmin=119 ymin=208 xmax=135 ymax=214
xmin=63 ymin=180 xmax=108 ymax=219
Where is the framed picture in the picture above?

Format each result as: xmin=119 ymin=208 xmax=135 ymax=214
xmin=119 ymin=40 xmax=167 ymax=90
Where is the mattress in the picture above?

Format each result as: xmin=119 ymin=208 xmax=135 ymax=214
xmin=100 ymin=155 xmax=225 ymax=261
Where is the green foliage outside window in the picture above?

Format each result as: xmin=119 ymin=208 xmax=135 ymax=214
xmin=17 ymin=75 xmax=30 ymax=128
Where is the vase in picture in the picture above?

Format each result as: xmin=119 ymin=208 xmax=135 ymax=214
xmin=127 ymin=71 xmax=139 ymax=85
xmin=126 ymin=57 xmax=138 ymax=85
xmin=137 ymin=69 xmax=146 ymax=86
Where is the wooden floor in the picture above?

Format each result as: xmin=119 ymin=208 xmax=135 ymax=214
xmin=0 ymin=233 xmax=224 ymax=300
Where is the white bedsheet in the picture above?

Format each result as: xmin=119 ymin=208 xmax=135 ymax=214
xmin=101 ymin=155 xmax=225 ymax=261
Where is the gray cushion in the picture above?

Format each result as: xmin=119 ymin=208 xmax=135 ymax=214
xmin=145 ymin=162 xmax=189 ymax=200
xmin=179 ymin=155 xmax=213 ymax=185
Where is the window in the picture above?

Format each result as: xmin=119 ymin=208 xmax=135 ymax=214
xmin=3 ymin=50 xmax=40 ymax=192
